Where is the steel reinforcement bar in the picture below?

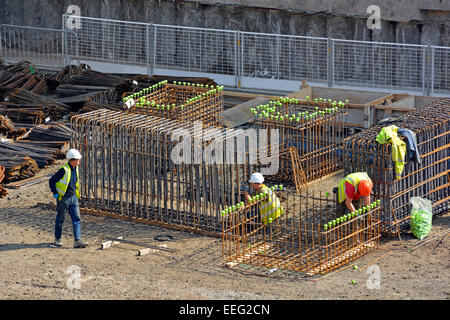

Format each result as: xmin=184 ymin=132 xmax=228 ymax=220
xmin=70 ymin=109 xmax=282 ymax=235
xmin=343 ymin=98 xmax=450 ymax=234
xmin=249 ymin=97 xmax=348 ymax=185
xmin=123 ymin=80 xmax=224 ymax=127
xmin=222 ymin=190 xmax=381 ymax=276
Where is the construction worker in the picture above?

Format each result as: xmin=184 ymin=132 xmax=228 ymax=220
xmin=334 ymin=172 xmax=373 ymax=214
xmin=243 ymin=172 xmax=283 ymax=225
xmin=49 ymin=149 xmax=88 ymax=248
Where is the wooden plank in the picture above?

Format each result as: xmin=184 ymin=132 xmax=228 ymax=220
xmin=138 ymin=244 xmax=168 ymax=256
xmin=221 ymin=96 xmax=268 ymax=128
xmin=101 ymin=236 xmax=123 ymax=250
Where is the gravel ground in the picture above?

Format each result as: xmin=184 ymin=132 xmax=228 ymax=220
xmin=0 ymin=162 xmax=448 ymax=300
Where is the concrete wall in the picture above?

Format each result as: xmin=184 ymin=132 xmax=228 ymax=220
xmin=0 ymin=0 xmax=449 ymax=46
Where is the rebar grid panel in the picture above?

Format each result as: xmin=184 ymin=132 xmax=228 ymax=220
xmin=344 ymin=98 xmax=450 ymax=234
xmin=222 ymin=190 xmax=381 ymax=276
xmin=249 ymin=98 xmax=348 ymax=185
xmin=123 ymin=80 xmax=224 ymax=127
xmin=70 ymin=109 xmax=277 ymax=235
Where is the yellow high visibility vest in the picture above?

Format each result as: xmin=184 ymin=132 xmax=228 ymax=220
xmin=337 ymin=172 xmax=371 ymax=203
xmin=55 ymin=163 xmax=80 ymax=201
xmin=258 ymin=184 xmax=283 ymax=225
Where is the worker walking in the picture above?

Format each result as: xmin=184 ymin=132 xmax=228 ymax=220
xmin=243 ymin=172 xmax=283 ymax=225
xmin=49 ymin=149 xmax=88 ymax=248
xmin=334 ymin=172 xmax=373 ymax=214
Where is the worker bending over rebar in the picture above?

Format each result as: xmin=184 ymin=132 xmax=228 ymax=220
xmin=334 ymin=172 xmax=373 ymax=214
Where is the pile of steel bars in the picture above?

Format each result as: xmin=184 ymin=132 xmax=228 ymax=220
xmin=1 ymin=88 xmax=71 ymax=123
xmin=71 ymin=109 xmax=266 ymax=235
xmin=250 ymin=98 xmax=348 ymax=185
xmin=124 ymin=81 xmax=224 ymax=127
xmin=343 ymin=98 xmax=449 ymax=234
xmin=222 ymin=190 xmax=381 ymax=276
xmin=0 ymin=60 xmax=47 ymax=95
xmin=0 ymin=155 xmax=39 ymax=182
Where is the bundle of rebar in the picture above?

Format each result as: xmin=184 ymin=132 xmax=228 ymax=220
xmin=250 ymin=98 xmax=348 ymax=186
xmin=0 ymin=164 xmax=7 ymax=198
xmin=124 ymin=80 xmax=224 ymax=127
xmin=81 ymin=89 xmax=124 ymax=113
xmin=71 ymin=109 xmax=259 ymax=235
xmin=0 ymin=155 xmax=39 ymax=182
xmin=51 ymin=64 xmax=90 ymax=84
xmin=0 ymin=61 xmax=48 ymax=95
xmin=222 ymin=190 xmax=381 ymax=275
xmin=1 ymin=88 xmax=71 ymax=123
xmin=0 ymin=114 xmax=27 ymax=140
xmin=343 ymin=98 xmax=450 ymax=234
xmin=0 ymin=141 xmax=56 ymax=168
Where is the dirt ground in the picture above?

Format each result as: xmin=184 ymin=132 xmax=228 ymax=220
xmin=0 ymin=161 xmax=448 ymax=300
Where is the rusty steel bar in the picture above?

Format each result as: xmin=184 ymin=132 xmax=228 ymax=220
xmin=123 ymin=80 xmax=224 ymax=127
xmin=70 ymin=109 xmax=282 ymax=235
xmin=249 ymin=97 xmax=347 ymax=186
xmin=343 ymin=98 xmax=449 ymax=234
xmin=222 ymin=189 xmax=381 ymax=276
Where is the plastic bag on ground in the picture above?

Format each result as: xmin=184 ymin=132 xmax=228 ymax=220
xmin=410 ymin=197 xmax=433 ymax=240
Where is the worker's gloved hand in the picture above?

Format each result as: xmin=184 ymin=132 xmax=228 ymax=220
xmin=53 ymin=194 xmax=59 ymax=200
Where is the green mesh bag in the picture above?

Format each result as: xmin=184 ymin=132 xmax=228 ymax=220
xmin=410 ymin=197 xmax=432 ymax=240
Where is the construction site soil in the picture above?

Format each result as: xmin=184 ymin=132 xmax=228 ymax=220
xmin=0 ymin=161 xmax=448 ymax=300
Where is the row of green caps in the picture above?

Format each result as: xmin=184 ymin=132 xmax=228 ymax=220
xmin=305 ymin=96 xmax=350 ymax=106
xmin=131 ymin=87 xmax=224 ymax=110
xmin=323 ymin=199 xmax=381 ymax=230
xmin=221 ymin=185 xmax=283 ymax=217
xmin=172 ymin=81 xmax=221 ymax=89
xmin=251 ymin=107 xmax=340 ymax=121
xmin=268 ymin=97 xmax=350 ymax=106
xmin=123 ymin=80 xmax=168 ymax=102
xmin=183 ymin=86 xmax=224 ymax=104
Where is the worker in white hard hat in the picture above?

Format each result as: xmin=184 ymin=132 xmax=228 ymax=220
xmin=243 ymin=172 xmax=283 ymax=225
xmin=49 ymin=149 xmax=88 ymax=248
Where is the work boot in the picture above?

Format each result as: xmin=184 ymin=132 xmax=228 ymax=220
xmin=54 ymin=238 xmax=62 ymax=247
xmin=74 ymin=239 xmax=88 ymax=248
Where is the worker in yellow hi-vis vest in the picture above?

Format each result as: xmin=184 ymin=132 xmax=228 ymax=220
xmin=334 ymin=172 xmax=373 ymax=214
xmin=243 ymin=172 xmax=284 ymax=225
xmin=49 ymin=149 xmax=88 ymax=249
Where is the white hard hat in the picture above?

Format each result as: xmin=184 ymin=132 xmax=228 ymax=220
xmin=66 ymin=149 xmax=82 ymax=160
xmin=249 ymin=172 xmax=264 ymax=184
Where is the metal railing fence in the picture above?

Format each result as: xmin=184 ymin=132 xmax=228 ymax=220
xmin=0 ymin=24 xmax=79 ymax=68
xmin=1 ymin=15 xmax=448 ymax=96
